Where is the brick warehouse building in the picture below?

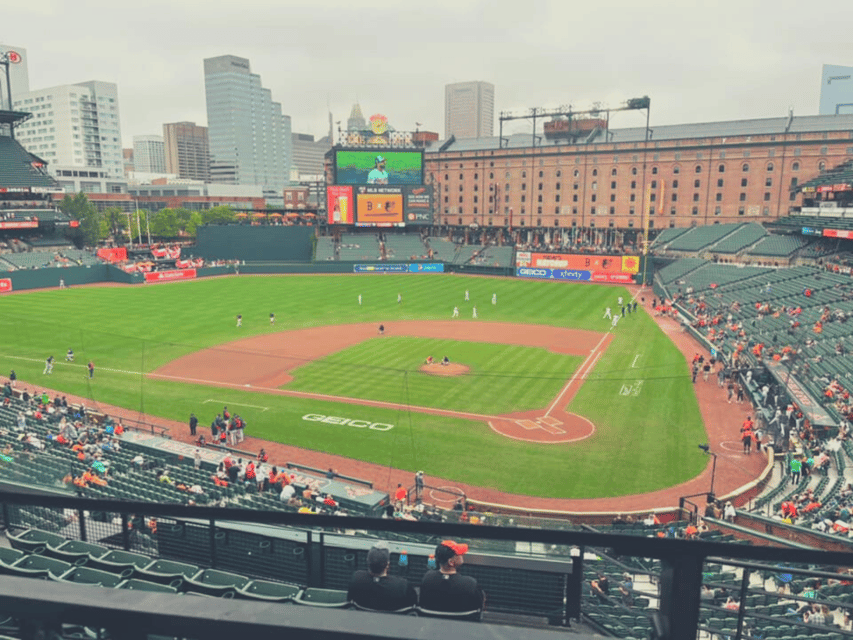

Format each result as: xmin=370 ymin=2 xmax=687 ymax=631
xmin=423 ymin=113 xmax=853 ymax=238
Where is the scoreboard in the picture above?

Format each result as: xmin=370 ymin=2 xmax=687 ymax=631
xmin=327 ymin=148 xmax=432 ymax=227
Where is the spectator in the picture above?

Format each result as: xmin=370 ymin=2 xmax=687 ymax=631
xmin=394 ymin=483 xmax=407 ymax=510
xmin=618 ymin=573 xmax=634 ymax=606
xmin=347 ymin=541 xmax=417 ymax=611
xmin=419 ymin=540 xmax=485 ymax=613
xmin=724 ymin=501 xmax=736 ymax=522
xmin=590 ymin=572 xmax=610 ymax=602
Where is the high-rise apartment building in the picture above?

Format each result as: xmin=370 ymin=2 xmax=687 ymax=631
xmin=203 ymin=55 xmax=290 ymax=188
xmin=12 ymin=80 xmax=125 ymax=191
xmin=445 ymin=81 xmax=494 ymax=139
xmin=819 ymin=64 xmax=853 ymax=115
xmin=291 ymin=132 xmax=330 ymax=181
xmin=163 ymin=121 xmax=210 ymax=182
xmin=132 ymin=135 xmax=166 ymax=173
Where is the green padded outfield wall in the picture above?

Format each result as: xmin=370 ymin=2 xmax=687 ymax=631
xmin=195 ymin=225 xmax=314 ymax=262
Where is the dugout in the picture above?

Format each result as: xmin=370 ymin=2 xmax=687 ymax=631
xmin=195 ymin=224 xmax=314 ymax=262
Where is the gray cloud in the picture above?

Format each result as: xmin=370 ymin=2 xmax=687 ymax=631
xmin=3 ymin=0 xmax=851 ymax=147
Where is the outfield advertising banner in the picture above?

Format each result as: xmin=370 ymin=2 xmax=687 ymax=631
xmin=354 ymin=263 xmax=444 ymax=274
xmin=327 ymin=185 xmax=353 ymax=224
xmin=143 ymin=269 xmax=197 ymax=283
xmin=516 ymin=267 xmax=633 ymax=283
xmin=403 ymin=185 xmax=433 ymax=225
xmin=0 ymin=278 xmax=11 ymax=293
xmin=516 ymin=252 xmax=639 ymax=274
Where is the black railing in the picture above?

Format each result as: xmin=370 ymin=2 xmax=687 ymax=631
xmin=3 ymin=490 xmax=853 ymax=639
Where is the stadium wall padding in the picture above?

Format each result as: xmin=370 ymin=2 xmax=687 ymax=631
xmin=194 ymin=225 xmax=314 ymax=262
xmin=0 ymin=264 xmax=110 ymax=292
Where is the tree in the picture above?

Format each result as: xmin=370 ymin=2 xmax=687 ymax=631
xmin=59 ymin=192 xmax=103 ymax=248
xmin=103 ymin=207 xmax=127 ymax=244
xmin=200 ymin=205 xmax=236 ymax=226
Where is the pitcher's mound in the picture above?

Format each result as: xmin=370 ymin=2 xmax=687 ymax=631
xmin=419 ymin=363 xmax=470 ymax=376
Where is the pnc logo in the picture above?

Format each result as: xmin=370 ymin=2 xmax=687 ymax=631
xmin=302 ymin=414 xmax=394 ymax=431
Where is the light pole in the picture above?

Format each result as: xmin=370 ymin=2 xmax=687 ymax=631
xmin=698 ymin=444 xmax=718 ymax=500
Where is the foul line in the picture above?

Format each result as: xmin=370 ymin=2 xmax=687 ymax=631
xmin=544 ymin=333 xmax=609 ymax=417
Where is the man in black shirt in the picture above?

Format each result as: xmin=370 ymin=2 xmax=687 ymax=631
xmin=347 ymin=542 xmax=417 ymax=611
xmin=419 ymin=540 xmax=485 ymax=612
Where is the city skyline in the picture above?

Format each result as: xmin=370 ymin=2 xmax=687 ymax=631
xmin=1 ymin=0 xmax=852 ymax=147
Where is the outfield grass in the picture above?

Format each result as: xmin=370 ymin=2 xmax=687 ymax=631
xmin=286 ymin=337 xmax=583 ymax=414
xmin=0 ymin=275 xmax=707 ymax=498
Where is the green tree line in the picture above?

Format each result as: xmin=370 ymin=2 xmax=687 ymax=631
xmin=58 ymin=193 xmax=238 ymax=247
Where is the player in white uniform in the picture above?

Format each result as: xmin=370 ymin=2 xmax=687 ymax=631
xmin=397 ymin=293 xmax=402 ymax=304
xmin=611 ymin=315 xmax=620 ymax=328
xmin=358 ymin=294 xmax=362 ymax=305
xmin=452 ymin=306 xmax=459 ymax=318
xmin=618 ymin=296 xmax=623 ymax=306
xmin=236 ymin=315 xmax=242 ymax=327
xmin=43 ymin=356 xmax=54 ymax=375
xmin=603 ymin=307 xmax=612 ymax=319
xmin=492 ymin=293 xmax=497 ymax=305
xmin=464 ymin=290 xmax=469 ymax=301
xmin=472 ymin=307 xmax=478 ymax=319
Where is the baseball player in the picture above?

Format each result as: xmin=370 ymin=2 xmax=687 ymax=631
xmin=397 ymin=293 xmax=402 ymax=304
xmin=618 ymin=296 xmax=624 ymax=306
xmin=270 ymin=312 xmax=275 ymax=325
xmin=464 ymin=290 xmax=469 ymax=301
xmin=43 ymin=356 xmax=54 ymax=375
xmin=472 ymin=307 xmax=478 ymax=319
xmin=358 ymin=294 xmax=362 ymax=305
xmin=611 ymin=315 xmax=620 ymax=328
xmin=603 ymin=307 xmax=612 ymax=320
xmin=452 ymin=306 xmax=459 ymax=318
xmin=236 ymin=314 xmax=242 ymax=327
xmin=66 ymin=349 xmax=74 ymax=362
xmin=492 ymin=293 xmax=497 ymax=305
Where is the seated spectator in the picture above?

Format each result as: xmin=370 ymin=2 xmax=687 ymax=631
xmin=279 ymin=483 xmax=295 ymax=502
xmin=724 ymin=501 xmax=736 ymax=522
xmin=419 ymin=540 xmax=485 ymax=613
xmin=347 ymin=542 xmax=417 ymax=611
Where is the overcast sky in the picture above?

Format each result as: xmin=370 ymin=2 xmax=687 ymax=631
xmin=3 ymin=0 xmax=851 ymax=148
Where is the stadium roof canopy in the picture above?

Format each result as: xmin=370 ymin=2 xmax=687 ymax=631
xmin=431 ymin=113 xmax=853 ymax=153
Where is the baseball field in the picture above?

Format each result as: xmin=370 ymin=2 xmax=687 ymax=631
xmin=0 ymin=274 xmax=707 ymax=499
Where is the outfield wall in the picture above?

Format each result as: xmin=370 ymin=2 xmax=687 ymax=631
xmin=0 ymin=264 xmax=142 ymax=293
xmin=195 ymin=225 xmax=314 ymax=262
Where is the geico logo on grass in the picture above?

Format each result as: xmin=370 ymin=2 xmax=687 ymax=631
xmin=519 ymin=268 xmax=548 ymax=276
xmin=301 ymin=414 xmax=394 ymax=431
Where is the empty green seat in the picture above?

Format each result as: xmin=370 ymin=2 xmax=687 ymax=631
xmin=184 ymin=569 xmax=249 ymax=597
xmin=7 ymin=528 xmax=66 ymax=553
xmin=294 ymin=588 xmax=350 ymax=608
xmin=0 ymin=548 xmax=24 ymax=568
xmin=117 ymin=579 xmax=178 ymax=593
xmin=45 ymin=540 xmax=108 ymax=563
xmin=9 ymin=554 xmax=72 ymax=580
xmin=58 ymin=566 xmax=126 ymax=588
xmin=136 ymin=559 xmax=199 ymax=585
xmin=236 ymin=580 xmax=301 ymax=602
xmin=88 ymin=549 xmax=153 ymax=574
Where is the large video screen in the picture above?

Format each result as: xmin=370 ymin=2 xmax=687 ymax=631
xmin=335 ymin=149 xmax=424 ymax=185
xmin=355 ymin=186 xmax=404 ymax=227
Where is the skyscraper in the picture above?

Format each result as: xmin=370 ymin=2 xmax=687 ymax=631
xmin=163 ymin=121 xmax=210 ymax=182
xmin=12 ymin=80 xmax=125 ymax=189
xmin=347 ymin=103 xmax=366 ymax=132
xmin=819 ymin=64 xmax=853 ymax=115
xmin=203 ymin=55 xmax=290 ymax=188
xmin=445 ymin=81 xmax=495 ymax=139
xmin=132 ymin=135 xmax=166 ymax=173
